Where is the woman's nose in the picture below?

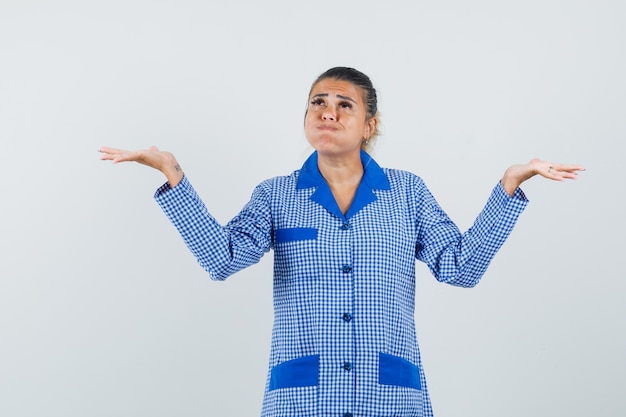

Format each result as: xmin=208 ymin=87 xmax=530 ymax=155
xmin=322 ymin=106 xmax=336 ymax=121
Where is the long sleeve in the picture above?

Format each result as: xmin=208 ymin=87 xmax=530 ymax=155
xmin=415 ymin=179 xmax=528 ymax=287
xmin=154 ymin=176 xmax=273 ymax=281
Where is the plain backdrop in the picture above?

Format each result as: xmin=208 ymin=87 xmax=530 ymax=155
xmin=1 ymin=1 xmax=624 ymax=416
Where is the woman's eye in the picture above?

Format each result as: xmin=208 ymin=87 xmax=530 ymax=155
xmin=311 ymin=98 xmax=325 ymax=106
xmin=339 ymin=101 xmax=353 ymax=109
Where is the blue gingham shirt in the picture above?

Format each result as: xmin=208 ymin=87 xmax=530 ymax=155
xmin=155 ymin=150 xmax=528 ymax=417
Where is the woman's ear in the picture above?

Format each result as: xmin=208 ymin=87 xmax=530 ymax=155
xmin=365 ymin=117 xmax=378 ymax=138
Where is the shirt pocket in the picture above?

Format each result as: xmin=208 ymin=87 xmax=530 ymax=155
xmin=269 ymin=354 xmax=320 ymax=390
xmin=379 ymin=352 xmax=422 ymax=390
xmin=274 ymin=227 xmax=318 ymax=244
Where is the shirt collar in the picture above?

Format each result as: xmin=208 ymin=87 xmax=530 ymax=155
xmin=296 ymin=149 xmax=390 ymax=220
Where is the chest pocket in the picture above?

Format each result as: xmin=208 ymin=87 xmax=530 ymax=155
xmin=274 ymin=227 xmax=318 ymax=244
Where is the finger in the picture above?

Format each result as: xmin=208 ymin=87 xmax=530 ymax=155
xmin=546 ymin=164 xmax=583 ymax=181
xmin=99 ymin=146 xmax=127 ymax=154
xmin=111 ymin=151 xmax=141 ymax=163
xmin=552 ymin=163 xmax=585 ymax=174
xmin=99 ymin=150 xmax=120 ymax=161
xmin=544 ymin=165 xmax=565 ymax=181
xmin=100 ymin=150 xmax=138 ymax=163
xmin=99 ymin=147 xmax=131 ymax=162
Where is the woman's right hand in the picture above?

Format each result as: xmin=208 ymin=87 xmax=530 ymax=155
xmin=99 ymin=146 xmax=184 ymax=187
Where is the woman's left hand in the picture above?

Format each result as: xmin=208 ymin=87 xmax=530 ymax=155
xmin=501 ymin=158 xmax=585 ymax=196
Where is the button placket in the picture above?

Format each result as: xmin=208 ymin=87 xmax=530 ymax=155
xmin=337 ymin=219 xmax=355 ymax=415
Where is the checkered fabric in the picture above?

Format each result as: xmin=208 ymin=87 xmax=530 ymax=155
xmin=155 ymin=150 xmax=528 ymax=417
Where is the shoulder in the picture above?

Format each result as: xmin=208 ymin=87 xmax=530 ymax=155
xmin=252 ymin=169 xmax=301 ymax=195
xmin=260 ymin=169 xmax=300 ymax=187
xmin=379 ymin=167 xmax=439 ymax=213
xmin=381 ymin=167 xmax=427 ymax=191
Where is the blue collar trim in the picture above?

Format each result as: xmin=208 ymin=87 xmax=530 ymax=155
xmin=296 ymin=150 xmax=390 ymax=220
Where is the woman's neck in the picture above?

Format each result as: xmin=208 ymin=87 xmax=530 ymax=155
xmin=316 ymin=151 xmax=364 ymax=187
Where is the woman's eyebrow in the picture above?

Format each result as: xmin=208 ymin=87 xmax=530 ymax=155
xmin=336 ymin=94 xmax=356 ymax=103
xmin=312 ymin=93 xmax=356 ymax=103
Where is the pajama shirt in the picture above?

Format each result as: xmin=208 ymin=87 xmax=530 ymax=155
xmin=155 ymin=150 xmax=528 ymax=417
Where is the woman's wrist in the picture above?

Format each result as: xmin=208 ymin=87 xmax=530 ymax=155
xmin=162 ymin=158 xmax=184 ymax=187
xmin=500 ymin=176 xmax=520 ymax=196
xmin=501 ymin=164 xmax=528 ymax=196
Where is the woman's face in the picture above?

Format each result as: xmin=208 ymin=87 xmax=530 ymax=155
xmin=304 ymin=79 xmax=375 ymax=158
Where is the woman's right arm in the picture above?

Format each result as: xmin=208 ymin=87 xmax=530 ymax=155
xmin=154 ymin=178 xmax=273 ymax=280
xmin=99 ymin=145 xmax=272 ymax=280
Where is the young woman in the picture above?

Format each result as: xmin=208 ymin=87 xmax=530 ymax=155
xmin=100 ymin=67 xmax=583 ymax=417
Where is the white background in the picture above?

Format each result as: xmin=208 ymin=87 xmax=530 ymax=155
xmin=1 ymin=1 xmax=624 ymax=416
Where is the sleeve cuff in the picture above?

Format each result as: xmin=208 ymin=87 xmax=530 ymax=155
xmin=154 ymin=175 xmax=188 ymax=199
xmin=495 ymin=180 xmax=529 ymax=204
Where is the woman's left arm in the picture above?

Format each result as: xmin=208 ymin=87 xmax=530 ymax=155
xmin=501 ymin=158 xmax=585 ymax=196
xmin=416 ymin=158 xmax=584 ymax=287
